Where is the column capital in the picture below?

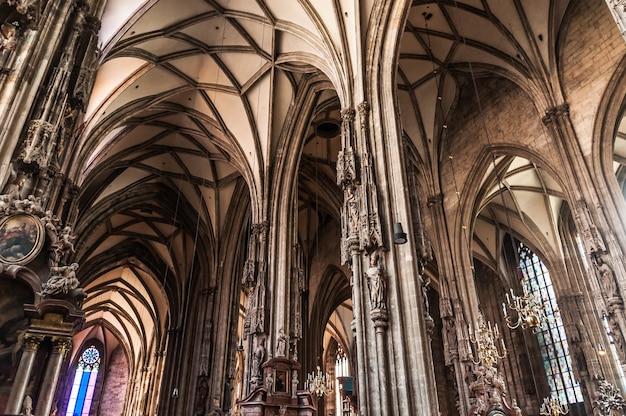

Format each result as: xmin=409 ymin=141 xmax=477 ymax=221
xmin=51 ymin=337 xmax=72 ymax=355
xmin=340 ymin=107 xmax=355 ymax=122
xmin=23 ymin=334 xmax=44 ymax=351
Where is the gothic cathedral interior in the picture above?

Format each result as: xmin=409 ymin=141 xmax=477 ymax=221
xmin=1 ymin=1 xmax=626 ymax=415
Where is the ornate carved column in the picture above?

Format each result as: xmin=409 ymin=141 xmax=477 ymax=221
xmin=242 ymin=221 xmax=270 ymax=394
xmin=35 ymin=337 xmax=72 ymax=416
xmin=338 ymin=106 xmax=370 ymax=414
xmin=5 ymin=334 xmax=44 ymax=414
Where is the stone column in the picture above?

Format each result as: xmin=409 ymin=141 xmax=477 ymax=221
xmin=5 ymin=334 xmax=44 ymax=414
xmin=371 ymin=312 xmax=390 ymax=415
xmin=35 ymin=337 xmax=71 ymax=416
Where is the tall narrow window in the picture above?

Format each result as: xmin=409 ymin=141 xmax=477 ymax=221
xmin=518 ymin=244 xmax=584 ymax=407
xmin=335 ymin=344 xmax=352 ymax=415
xmin=65 ymin=345 xmax=100 ymax=416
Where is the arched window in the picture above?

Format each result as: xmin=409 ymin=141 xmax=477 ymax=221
xmin=518 ymin=244 xmax=584 ymax=408
xmin=335 ymin=344 xmax=353 ymax=416
xmin=65 ymin=345 xmax=100 ymax=416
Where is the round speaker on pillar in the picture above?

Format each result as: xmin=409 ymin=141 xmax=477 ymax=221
xmin=393 ymin=222 xmax=407 ymax=245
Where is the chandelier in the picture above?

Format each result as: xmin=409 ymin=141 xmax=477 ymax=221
xmin=502 ymin=287 xmax=547 ymax=332
xmin=468 ymin=313 xmax=507 ymax=367
xmin=539 ymin=395 xmax=569 ymax=416
xmin=305 ymin=365 xmax=333 ymax=397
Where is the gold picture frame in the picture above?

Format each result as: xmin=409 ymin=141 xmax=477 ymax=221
xmin=0 ymin=213 xmax=44 ymax=265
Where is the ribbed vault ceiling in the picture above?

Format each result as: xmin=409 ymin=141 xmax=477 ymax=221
xmin=400 ymin=0 xmax=571 ymax=273
xmin=73 ymin=0 xmax=582 ymax=362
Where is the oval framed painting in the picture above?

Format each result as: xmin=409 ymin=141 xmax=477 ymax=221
xmin=0 ymin=213 xmax=44 ymax=264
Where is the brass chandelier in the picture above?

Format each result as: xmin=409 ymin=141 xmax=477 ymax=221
xmin=539 ymin=395 xmax=569 ymax=416
xmin=468 ymin=313 xmax=507 ymax=367
xmin=305 ymin=365 xmax=332 ymax=397
xmin=502 ymin=286 xmax=548 ymax=333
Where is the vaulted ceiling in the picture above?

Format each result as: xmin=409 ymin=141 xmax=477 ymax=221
xmin=70 ymin=0 xmax=591 ymax=365
xmin=399 ymin=0 xmax=571 ymax=274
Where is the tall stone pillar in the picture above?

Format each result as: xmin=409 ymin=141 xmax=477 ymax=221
xmin=5 ymin=334 xmax=44 ymax=414
xmin=35 ymin=337 xmax=72 ymax=416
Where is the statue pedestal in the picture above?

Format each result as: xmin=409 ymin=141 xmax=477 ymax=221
xmin=239 ymin=357 xmax=316 ymax=416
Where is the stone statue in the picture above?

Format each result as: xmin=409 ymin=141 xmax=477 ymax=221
xmin=591 ymin=250 xmax=619 ymax=297
xmin=40 ymin=263 xmax=79 ymax=297
xmin=276 ymin=328 xmax=288 ymax=357
xmin=291 ymin=370 xmax=298 ymax=398
xmin=607 ymin=314 xmax=626 ymax=362
xmin=345 ymin=186 xmax=359 ymax=232
xmin=8 ymin=0 xmax=37 ymax=16
xmin=365 ymin=251 xmax=386 ymax=310
xmin=265 ymin=372 xmax=273 ymax=394
xmin=0 ymin=23 xmax=17 ymax=53
xmin=22 ymin=394 xmax=32 ymax=416
xmin=251 ymin=337 xmax=265 ymax=386
xmin=57 ymin=226 xmax=76 ymax=253
xmin=422 ymin=276 xmax=431 ymax=316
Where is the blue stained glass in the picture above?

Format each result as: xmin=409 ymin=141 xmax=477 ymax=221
xmin=65 ymin=346 xmax=100 ymax=416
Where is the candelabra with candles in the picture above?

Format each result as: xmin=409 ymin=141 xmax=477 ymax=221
xmin=539 ymin=395 xmax=569 ymax=416
xmin=468 ymin=314 xmax=507 ymax=366
xmin=305 ymin=365 xmax=333 ymax=397
xmin=502 ymin=286 xmax=547 ymax=333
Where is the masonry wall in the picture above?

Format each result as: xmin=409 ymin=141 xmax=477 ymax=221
xmin=97 ymin=346 xmax=128 ymax=416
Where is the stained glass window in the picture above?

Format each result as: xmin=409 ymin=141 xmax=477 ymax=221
xmin=65 ymin=345 xmax=100 ymax=416
xmin=518 ymin=243 xmax=584 ymax=406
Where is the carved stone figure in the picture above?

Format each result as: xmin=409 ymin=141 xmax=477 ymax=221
xmin=251 ymin=337 xmax=265 ymax=387
xmin=422 ymin=276 xmax=431 ymax=316
xmin=265 ymin=372 xmax=273 ymax=394
xmin=22 ymin=394 xmax=32 ymax=416
xmin=21 ymin=119 xmax=55 ymax=168
xmin=0 ymin=23 xmax=17 ymax=53
xmin=345 ymin=185 xmax=359 ymax=233
xmin=57 ymin=226 xmax=76 ymax=253
xmin=4 ymin=176 xmax=24 ymax=201
xmin=8 ymin=0 xmax=37 ymax=16
xmin=276 ymin=328 xmax=288 ymax=357
xmin=42 ymin=210 xmax=60 ymax=233
xmin=194 ymin=376 xmax=209 ymax=413
xmin=607 ymin=314 xmax=626 ymax=362
xmin=40 ymin=263 xmax=79 ymax=296
xmin=365 ymin=251 xmax=386 ymax=310
xmin=291 ymin=370 xmax=298 ymax=398
xmin=592 ymin=251 xmax=619 ymax=298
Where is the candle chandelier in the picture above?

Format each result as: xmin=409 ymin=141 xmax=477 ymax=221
xmin=468 ymin=313 xmax=507 ymax=367
xmin=305 ymin=365 xmax=332 ymax=397
xmin=502 ymin=286 xmax=548 ymax=333
xmin=539 ymin=395 xmax=569 ymax=416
